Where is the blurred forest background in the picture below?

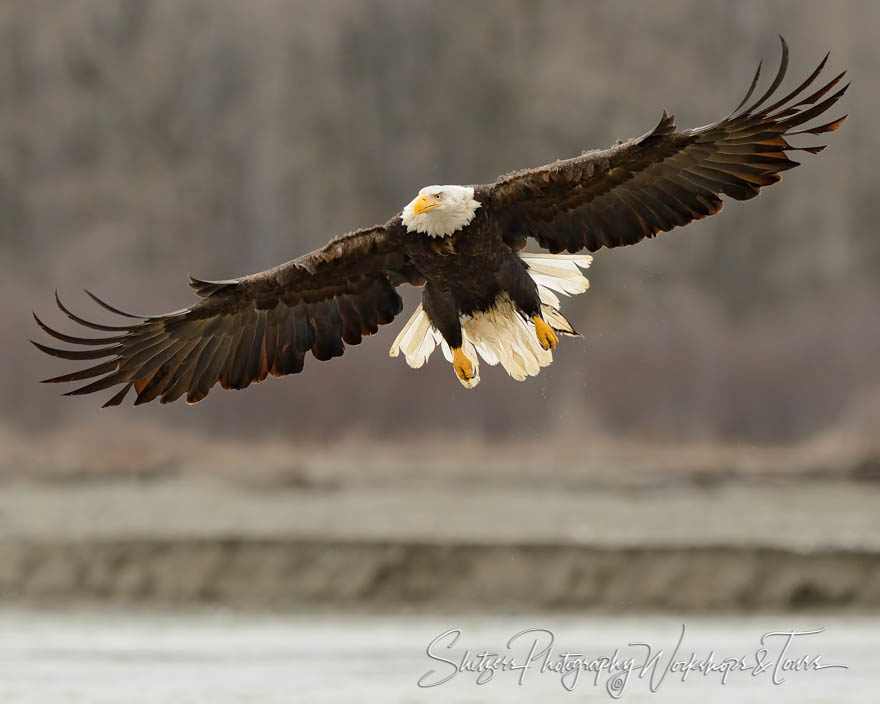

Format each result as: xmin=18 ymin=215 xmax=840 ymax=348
xmin=1 ymin=0 xmax=877 ymax=468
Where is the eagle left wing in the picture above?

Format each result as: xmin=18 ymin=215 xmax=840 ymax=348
xmin=487 ymin=37 xmax=848 ymax=254
xmin=32 ymin=222 xmax=423 ymax=407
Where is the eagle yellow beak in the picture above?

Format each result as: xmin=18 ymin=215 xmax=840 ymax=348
xmin=412 ymin=194 xmax=440 ymax=217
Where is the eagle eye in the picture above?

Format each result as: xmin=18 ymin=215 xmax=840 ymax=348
xmin=434 ymin=193 xmax=443 ymax=200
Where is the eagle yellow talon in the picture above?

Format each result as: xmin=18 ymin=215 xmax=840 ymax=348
xmin=452 ymin=347 xmax=474 ymax=381
xmin=533 ymin=316 xmax=558 ymax=350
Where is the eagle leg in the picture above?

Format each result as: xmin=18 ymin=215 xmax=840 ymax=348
xmin=533 ymin=316 xmax=558 ymax=350
xmin=451 ymin=347 xmax=475 ymax=382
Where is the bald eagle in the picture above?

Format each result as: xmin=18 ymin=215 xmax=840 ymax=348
xmin=33 ymin=38 xmax=847 ymax=406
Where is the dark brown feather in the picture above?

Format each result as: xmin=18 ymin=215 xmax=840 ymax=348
xmin=102 ymin=383 xmax=133 ymax=408
xmin=488 ymin=37 xmax=847 ymax=254
xmin=35 ymin=224 xmax=419 ymax=406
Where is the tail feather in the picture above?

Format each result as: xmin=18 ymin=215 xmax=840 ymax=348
xmin=520 ymin=253 xmax=592 ymax=296
xmin=389 ymin=252 xmax=591 ymax=387
xmin=389 ymin=305 xmax=441 ymax=368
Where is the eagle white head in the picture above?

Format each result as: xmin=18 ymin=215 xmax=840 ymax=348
xmin=401 ymin=185 xmax=481 ymax=238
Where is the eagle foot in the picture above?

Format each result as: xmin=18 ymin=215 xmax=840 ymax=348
xmin=533 ymin=316 xmax=558 ymax=350
xmin=452 ymin=347 xmax=475 ymax=382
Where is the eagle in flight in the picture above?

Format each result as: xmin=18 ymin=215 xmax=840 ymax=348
xmin=33 ymin=38 xmax=847 ymax=406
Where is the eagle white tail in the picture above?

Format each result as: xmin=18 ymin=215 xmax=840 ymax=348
xmin=389 ymin=253 xmax=592 ymax=387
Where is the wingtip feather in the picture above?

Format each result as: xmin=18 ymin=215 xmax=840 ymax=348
xmin=84 ymin=289 xmax=143 ymax=318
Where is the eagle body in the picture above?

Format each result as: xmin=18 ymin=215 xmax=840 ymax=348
xmin=401 ymin=197 xmax=543 ymax=351
xmin=33 ymin=38 xmax=849 ymax=405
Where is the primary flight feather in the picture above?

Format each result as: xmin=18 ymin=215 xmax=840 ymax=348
xmin=33 ymin=37 xmax=848 ymax=406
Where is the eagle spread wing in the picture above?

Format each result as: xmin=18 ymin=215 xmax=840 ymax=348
xmin=489 ymin=37 xmax=848 ymax=254
xmin=33 ymin=223 xmax=422 ymax=406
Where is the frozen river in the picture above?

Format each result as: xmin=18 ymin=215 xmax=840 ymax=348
xmin=0 ymin=608 xmax=876 ymax=703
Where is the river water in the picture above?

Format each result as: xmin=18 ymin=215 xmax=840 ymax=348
xmin=0 ymin=609 xmax=876 ymax=703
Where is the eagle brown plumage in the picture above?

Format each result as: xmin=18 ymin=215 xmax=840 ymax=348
xmin=33 ymin=37 xmax=848 ymax=405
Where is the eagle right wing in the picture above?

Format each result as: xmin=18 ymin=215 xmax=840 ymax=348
xmin=33 ymin=221 xmax=424 ymax=407
xmin=488 ymin=37 xmax=848 ymax=254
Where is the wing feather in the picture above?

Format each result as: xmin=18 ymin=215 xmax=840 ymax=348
xmin=160 ymin=340 xmax=209 ymax=404
xmin=35 ymin=223 xmax=420 ymax=406
xmin=488 ymin=37 xmax=847 ymax=254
